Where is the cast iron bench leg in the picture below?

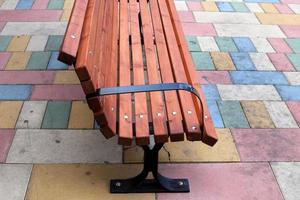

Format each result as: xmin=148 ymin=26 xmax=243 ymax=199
xmin=110 ymin=143 xmax=190 ymax=193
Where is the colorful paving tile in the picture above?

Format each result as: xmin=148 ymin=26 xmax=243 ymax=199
xmin=0 ymin=0 xmax=300 ymax=198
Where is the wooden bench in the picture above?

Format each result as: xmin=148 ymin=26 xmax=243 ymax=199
xmin=59 ymin=0 xmax=218 ymax=193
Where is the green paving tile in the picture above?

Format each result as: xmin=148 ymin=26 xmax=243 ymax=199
xmin=45 ymin=35 xmax=63 ymax=51
xmin=218 ymin=101 xmax=249 ymax=128
xmin=231 ymin=2 xmax=249 ymax=12
xmin=287 ymin=53 xmax=300 ymax=71
xmin=191 ymin=52 xmax=215 ymax=70
xmin=48 ymin=0 xmax=64 ymax=9
xmin=285 ymin=39 xmax=300 ymax=53
xmin=42 ymin=101 xmax=71 ymax=129
xmin=215 ymin=37 xmax=238 ymax=52
xmin=0 ymin=36 xmax=12 ymax=51
xmin=186 ymin=36 xmax=200 ymax=52
xmin=27 ymin=52 xmax=51 ymax=70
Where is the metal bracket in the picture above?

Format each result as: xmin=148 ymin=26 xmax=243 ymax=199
xmin=110 ymin=144 xmax=190 ymax=193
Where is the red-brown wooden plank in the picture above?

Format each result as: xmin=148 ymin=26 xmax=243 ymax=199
xmin=118 ymin=0 xmax=133 ymax=145
xmin=130 ymin=0 xmax=150 ymax=145
xmin=165 ymin=0 xmax=218 ymax=146
xmin=100 ymin=0 xmax=119 ymax=137
xmin=148 ymin=0 xmax=184 ymax=142
xmin=157 ymin=0 xmax=201 ymax=141
xmin=59 ymin=0 xmax=89 ymax=65
xmin=139 ymin=0 xmax=169 ymax=143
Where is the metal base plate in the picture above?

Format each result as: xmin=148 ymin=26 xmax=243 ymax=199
xmin=110 ymin=178 xmax=190 ymax=193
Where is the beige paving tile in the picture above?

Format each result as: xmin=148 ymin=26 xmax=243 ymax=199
xmin=211 ymin=52 xmax=235 ymax=70
xmin=68 ymin=101 xmax=94 ymax=129
xmin=260 ymin=3 xmax=279 ymax=13
xmin=5 ymin=52 xmax=31 ymax=70
xmin=202 ymin=2 xmax=218 ymax=12
xmin=0 ymin=101 xmax=23 ymax=128
xmin=124 ymin=129 xmax=240 ymax=163
xmin=63 ymin=0 xmax=74 ymax=9
xmin=241 ymin=101 xmax=275 ymax=128
xmin=54 ymin=70 xmax=80 ymax=84
xmin=256 ymin=13 xmax=300 ymax=25
xmin=6 ymin=35 xmax=30 ymax=52
xmin=61 ymin=9 xmax=72 ymax=21
xmin=25 ymin=164 xmax=155 ymax=200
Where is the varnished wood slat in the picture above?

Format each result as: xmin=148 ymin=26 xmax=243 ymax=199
xmin=74 ymin=0 xmax=98 ymax=81
xmin=94 ymin=0 xmax=116 ymax=138
xmin=148 ymin=0 xmax=184 ymax=142
xmin=139 ymin=0 xmax=168 ymax=143
xmin=157 ymin=0 xmax=201 ymax=141
xmin=165 ymin=0 xmax=218 ymax=146
xmin=101 ymin=0 xmax=119 ymax=138
xmin=119 ymin=0 xmax=133 ymax=145
xmin=59 ymin=0 xmax=89 ymax=65
xmin=130 ymin=0 xmax=150 ymax=145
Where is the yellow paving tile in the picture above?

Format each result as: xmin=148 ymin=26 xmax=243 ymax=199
xmin=124 ymin=129 xmax=240 ymax=163
xmin=61 ymin=9 xmax=72 ymax=21
xmin=256 ymin=13 xmax=300 ymax=25
xmin=63 ymin=0 xmax=75 ymax=9
xmin=260 ymin=3 xmax=279 ymax=13
xmin=6 ymin=35 xmax=30 ymax=52
xmin=202 ymin=2 xmax=219 ymax=12
xmin=25 ymin=164 xmax=155 ymax=200
xmin=0 ymin=101 xmax=23 ymax=128
xmin=5 ymin=52 xmax=31 ymax=70
xmin=211 ymin=52 xmax=235 ymax=70
xmin=241 ymin=101 xmax=275 ymax=128
xmin=68 ymin=101 xmax=94 ymax=129
xmin=54 ymin=71 xmax=80 ymax=84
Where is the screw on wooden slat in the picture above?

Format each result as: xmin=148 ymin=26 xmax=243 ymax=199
xmin=192 ymin=126 xmax=197 ymax=130
xmin=187 ymin=110 xmax=192 ymax=114
xmin=157 ymin=112 xmax=161 ymax=117
xmin=71 ymin=35 xmax=76 ymax=39
xmin=172 ymin=111 xmax=176 ymax=116
xmin=124 ymin=115 xmax=129 ymax=120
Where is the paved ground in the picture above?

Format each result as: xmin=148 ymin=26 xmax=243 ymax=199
xmin=0 ymin=0 xmax=300 ymax=199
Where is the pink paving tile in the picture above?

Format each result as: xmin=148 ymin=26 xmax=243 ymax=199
xmin=287 ymin=102 xmax=300 ymax=126
xmin=268 ymin=53 xmax=295 ymax=71
xmin=0 ymin=52 xmax=11 ymax=70
xmin=31 ymin=85 xmax=85 ymax=100
xmin=0 ymin=71 xmax=55 ymax=84
xmin=182 ymin=23 xmax=216 ymax=36
xmin=0 ymin=129 xmax=15 ymax=163
xmin=274 ymin=4 xmax=293 ymax=14
xmin=178 ymin=11 xmax=195 ymax=22
xmin=0 ymin=10 xmax=62 ymax=22
xmin=280 ymin=25 xmax=300 ymax=38
xmin=198 ymin=71 xmax=232 ymax=84
xmin=281 ymin=0 xmax=300 ymax=3
xmin=186 ymin=1 xmax=203 ymax=11
xmin=158 ymin=163 xmax=283 ymax=200
xmin=32 ymin=0 xmax=50 ymax=9
xmin=268 ymin=38 xmax=293 ymax=53
xmin=232 ymin=129 xmax=300 ymax=161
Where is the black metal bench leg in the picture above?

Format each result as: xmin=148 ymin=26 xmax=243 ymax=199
xmin=110 ymin=143 xmax=190 ymax=193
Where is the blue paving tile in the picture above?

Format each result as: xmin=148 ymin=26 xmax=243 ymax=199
xmin=47 ymin=52 xmax=68 ymax=70
xmin=233 ymin=37 xmax=256 ymax=52
xmin=244 ymin=0 xmax=279 ymax=3
xmin=201 ymin=85 xmax=220 ymax=100
xmin=230 ymin=71 xmax=288 ymax=85
xmin=276 ymin=86 xmax=300 ymax=101
xmin=16 ymin=0 xmax=34 ymax=9
xmin=0 ymin=85 xmax=32 ymax=100
xmin=216 ymin=2 xmax=234 ymax=12
xmin=230 ymin=53 xmax=256 ymax=70
xmin=207 ymin=100 xmax=224 ymax=128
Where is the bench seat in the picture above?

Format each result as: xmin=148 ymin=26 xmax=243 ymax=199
xmin=59 ymin=0 xmax=218 ymax=146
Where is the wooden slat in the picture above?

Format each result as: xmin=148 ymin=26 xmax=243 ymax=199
xmin=94 ymin=0 xmax=116 ymax=138
xmin=148 ymin=0 xmax=184 ymax=142
xmin=59 ymin=0 xmax=89 ymax=65
xmin=165 ymin=0 xmax=218 ymax=146
xmin=101 ymin=0 xmax=119 ymax=138
xmin=157 ymin=0 xmax=201 ymax=141
xmin=130 ymin=0 xmax=150 ymax=145
xmin=118 ymin=0 xmax=133 ymax=145
xmin=139 ymin=0 xmax=168 ymax=143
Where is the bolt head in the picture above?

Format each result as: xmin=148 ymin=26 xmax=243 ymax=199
xmin=178 ymin=181 xmax=184 ymax=186
xmin=115 ymin=182 xmax=121 ymax=187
